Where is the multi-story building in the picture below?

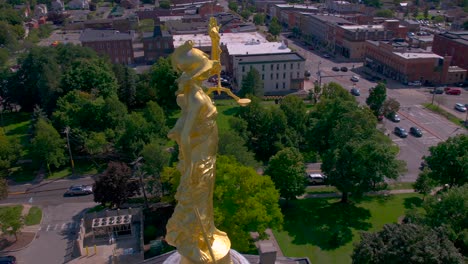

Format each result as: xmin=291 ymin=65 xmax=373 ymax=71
xmin=325 ymin=0 xmax=362 ymax=14
xmin=298 ymin=14 xmax=353 ymax=48
xmin=432 ymin=31 xmax=468 ymax=71
xmin=335 ymin=20 xmax=407 ymax=59
xmin=254 ymin=0 xmax=287 ymax=13
xmin=80 ymin=29 xmax=135 ymax=64
xmin=268 ymin=4 xmax=318 ymax=29
xmin=365 ymin=40 xmax=466 ymax=85
xmin=232 ymin=52 xmax=306 ymax=95
xmin=142 ymin=25 xmax=174 ymax=63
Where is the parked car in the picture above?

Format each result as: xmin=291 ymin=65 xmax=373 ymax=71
xmin=446 ymin=88 xmax=461 ymax=95
xmin=408 ymin=81 xmax=422 ymax=86
xmin=65 ymin=185 xmax=93 ymax=196
xmin=340 ymin=66 xmax=348 ymax=72
xmin=308 ymin=173 xmax=326 ymax=185
xmin=332 ymin=66 xmax=340 ymax=71
xmin=394 ymin=127 xmax=408 ymax=138
xmin=430 ymin=87 xmax=444 ymax=94
xmin=350 ymin=88 xmax=360 ymax=96
xmin=388 ymin=113 xmax=401 ymax=122
xmin=410 ymin=127 xmax=423 ymax=137
xmin=323 ymin=53 xmax=331 ymax=58
xmin=350 ymin=75 xmax=360 ymax=82
xmin=0 ymin=256 xmax=16 ymax=264
xmin=454 ymin=103 xmax=467 ymax=112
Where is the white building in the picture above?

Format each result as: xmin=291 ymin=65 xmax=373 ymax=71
xmin=232 ymin=52 xmax=306 ymax=95
xmin=34 ymin=4 xmax=48 ymax=18
xmin=68 ymin=0 xmax=90 ymax=10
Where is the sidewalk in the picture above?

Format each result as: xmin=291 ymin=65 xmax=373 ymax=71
xmin=8 ymin=175 xmax=95 ymax=195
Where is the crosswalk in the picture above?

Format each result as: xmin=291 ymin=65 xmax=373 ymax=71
xmin=39 ymin=221 xmax=79 ymax=232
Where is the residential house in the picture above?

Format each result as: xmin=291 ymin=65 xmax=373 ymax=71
xmin=142 ymin=25 xmax=174 ymax=63
xmin=51 ymin=0 xmax=65 ymax=12
xmin=68 ymin=0 xmax=90 ymax=10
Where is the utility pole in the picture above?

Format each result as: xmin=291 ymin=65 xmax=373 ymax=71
xmin=64 ymin=126 xmax=75 ymax=176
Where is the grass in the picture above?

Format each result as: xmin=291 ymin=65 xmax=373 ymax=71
xmin=422 ymin=103 xmax=464 ymax=126
xmin=24 ymin=206 xmax=42 ymax=226
xmin=2 ymin=112 xmax=32 ymax=157
xmin=274 ymin=193 xmax=422 ymax=264
xmin=9 ymin=164 xmax=37 ymax=183
xmin=47 ymin=159 xmax=104 ymax=180
xmin=306 ymin=182 xmax=414 ymax=195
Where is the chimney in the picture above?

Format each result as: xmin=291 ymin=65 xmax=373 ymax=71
xmin=258 ymin=241 xmax=277 ymax=264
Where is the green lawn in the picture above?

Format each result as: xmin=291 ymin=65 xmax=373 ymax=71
xmin=47 ymin=159 xmax=104 ymax=180
xmin=274 ymin=193 xmax=422 ymax=263
xmin=422 ymin=103 xmax=464 ymax=126
xmin=306 ymin=182 xmax=414 ymax=194
xmin=24 ymin=206 xmax=42 ymax=226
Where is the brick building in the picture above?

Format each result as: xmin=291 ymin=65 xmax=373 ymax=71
xmin=298 ymin=14 xmax=354 ymax=49
xmin=335 ymin=20 xmax=407 ymax=59
xmin=268 ymin=4 xmax=318 ymax=29
xmin=432 ymin=31 xmax=468 ymax=71
xmin=142 ymin=25 xmax=174 ymax=63
xmin=197 ymin=2 xmax=224 ymax=18
xmin=365 ymin=40 xmax=466 ymax=85
xmin=80 ymin=29 xmax=135 ymax=64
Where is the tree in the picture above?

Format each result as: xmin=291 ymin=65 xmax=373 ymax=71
xmin=9 ymin=46 xmax=60 ymax=112
xmin=112 ymin=64 xmax=137 ymax=109
xmin=0 ymin=207 xmax=24 ymax=241
xmin=366 ymin=83 xmax=386 ymax=117
xmin=424 ymin=8 xmax=429 ymax=19
xmin=322 ymin=139 xmax=400 ymax=203
xmin=0 ymin=129 xmax=20 ymax=178
xmin=61 ymin=58 xmax=118 ymax=98
xmin=352 ymin=224 xmax=464 ymax=264
xmin=413 ymin=8 xmax=419 ymax=18
xmin=362 ymin=0 xmax=382 ymax=8
xmin=423 ymin=134 xmax=467 ymax=187
xmin=268 ymin=17 xmax=281 ymax=39
xmin=382 ymin=97 xmax=400 ymax=117
xmin=240 ymin=10 xmax=251 ymax=20
xmin=228 ymin=1 xmax=238 ymax=11
xmin=280 ymin=95 xmax=307 ymax=132
xmin=264 ymin=147 xmax=306 ymax=200
xmin=413 ymin=169 xmax=436 ymax=200
xmin=422 ymin=184 xmax=468 ymax=254
xmin=30 ymin=118 xmax=66 ymax=174
xmin=141 ymin=140 xmax=171 ymax=197
xmin=218 ymin=130 xmax=259 ymax=168
xmin=240 ymin=68 xmax=263 ymax=97
xmin=0 ymin=178 xmax=7 ymax=200
xmin=93 ymin=161 xmax=141 ymax=208
xmin=159 ymin=0 xmax=170 ymax=8
xmin=434 ymin=15 xmax=445 ymax=23
xmin=375 ymin=9 xmax=394 ymax=18
xmin=149 ymin=57 xmax=179 ymax=111
xmin=463 ymin=20 xmax=468 ymax=30
xmin=253 ymin=13 xmax=265 ymax=25
xmin=214 ymin=156 xmax=283 ymax=252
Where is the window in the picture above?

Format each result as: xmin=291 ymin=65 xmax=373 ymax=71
xmin=297 ymin=63 xmax=300 ymax=69
xmin=283 ymin=63 xmax=286 ymax=69
xmin=156 ymin=42 xmax=161 ymax=49
xmin=276 ymin=83 xmax=278 ymax=89
xmin=250 ymin=65 xmax=253 ymax=70
xmin=242 ymin=66 xmax=245 ymax=72
xmin=271 ymin=73 xmax=273 ymax=79
xmin=262 ymin=65 xmax=265 ymax=71
xmin=290 ymin=63 xmax=293 ymax=69
xmin=277 ymin=64 xmax=279 ymax=70
xmin=271 ymin=64 xmax=273 ymax=70
xmin=283 ymin=82 xmax=285 ymax=89
xmin=262 ymin=74 xmax=264 ymax=80
xmin=297 ymin=72 xmax=300 ymax=78
xmin=290 ymin=72 xmax=293 ymax=78
xmin=164 ymin=42 xmax=169 ymax=49
xmin=276 ymin=73 xmax=279 ymax=79
xmin=283 ymin=73 xmax=286 ymax=79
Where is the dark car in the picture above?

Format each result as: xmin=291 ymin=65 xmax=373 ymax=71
xmin=65 ymin=185 xmax=93 ymax=196
xmin=340 ymin=66 xmax=348 ymax=72
xmin=332 ymin=66 xmax=340 ymax=71
xmin=323 ymin=53 xmax=331 ymax=58
xmin=430 ymin=88 xmax=444 ymax=94
xmin=0 ymin=256 xmax=16 ymax=264
xmin=388 ymin=113 xmax=401 ymax=122
xmin=410 ymin=127 xmax=423 ymax=137
xmin=394 ymin=127 xmax=408 ymax=138
xmin=350 ymin=88 xmax=360 ymax=96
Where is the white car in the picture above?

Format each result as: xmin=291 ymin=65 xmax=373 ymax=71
xmin=408 ymin=81 xmax=422 ymax=86
xmin=454 ymin=103 xmax=467 ymax=112
xmin=308 ymin=174 xmax=326 ymax=185
xmin=350 ymin=75 xmax=359 ymax=82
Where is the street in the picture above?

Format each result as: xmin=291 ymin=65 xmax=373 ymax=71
xmin=285 ymin=34 xmax=467 ymax=182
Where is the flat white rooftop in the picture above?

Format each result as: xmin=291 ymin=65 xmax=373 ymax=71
xmin=172 ymin=32 xmax=268 ymax=48
xmin=227 ymin=41 xmax=291 ymax=55
xmin=275 ymin=4 xmax=318 ymax=9
xmin=340 ymin=25 xmax=384 ymax=30
xmin=393 ymin=52 xmax=443 ymax=59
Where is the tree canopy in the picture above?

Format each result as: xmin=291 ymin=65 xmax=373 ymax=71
xmin=352 ymin=224 xmax=464 ymax=264
xmin=30 ymin=118 xmax=66 ymax=172
xmin=268 ymin=17 xmax=281 ymax=38
xmin=366 ymin=83 xmax=386 ymax=117
xmin=240 ymin=68 xmax=263 ymax=97
xmin=264 ymin=147 xmax=306 ymax=200
xmin=93 ymin=161 xmax=141 ymax=208
xmin=149 ymin=57 xmax=179 ymax=111
xmin=423 ymin=134 xmax=467 ymax=187
xmin=0 ymin=129 xmax=20 ymax=178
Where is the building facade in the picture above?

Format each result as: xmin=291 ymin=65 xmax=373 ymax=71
xmin=298 ymin=14 xmax=353 ymax=48
xmin=432 ymin=31 xmax=468 ymax=71
xmin=232 ymin=53 xmax=306 ymax=95
xmin=80 ymin=29 xmax=135 ymax=64
xmin=142 ymin=25 xmax=174 ymax=63
xmin=364 ymin=40 xmax=465 ymax=85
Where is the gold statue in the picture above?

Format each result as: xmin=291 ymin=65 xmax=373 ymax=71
xmin=165 ymin=18 xmax=250 ymax=264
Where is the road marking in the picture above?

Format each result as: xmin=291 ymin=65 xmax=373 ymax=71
xmin=46 ymin=224 xmax=51 ymax=231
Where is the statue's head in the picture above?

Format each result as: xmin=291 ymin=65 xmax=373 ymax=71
xmin=171 ymin=40 xmax=216 ymax=81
